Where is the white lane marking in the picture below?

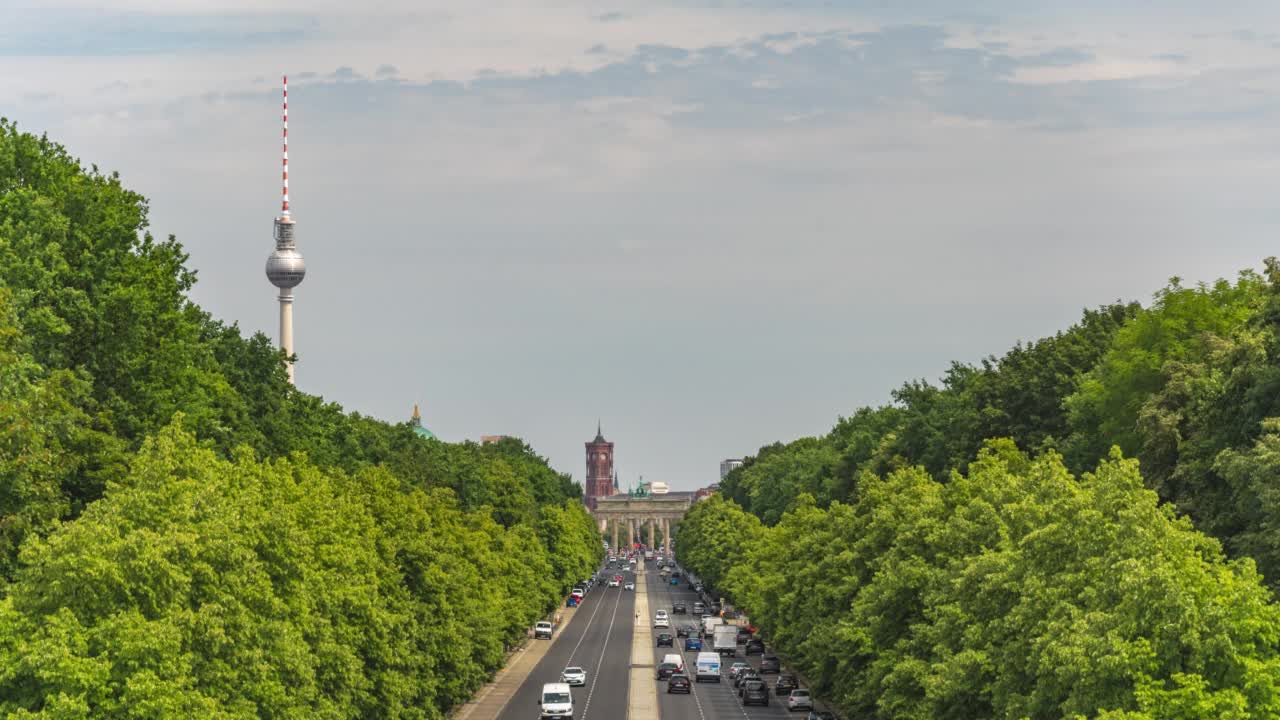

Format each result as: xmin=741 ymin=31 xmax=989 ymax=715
xmin=579 ymin=577 xmax=626 ymax=719
xmin=658 ymin=579 xmax=708 ymax=720
xmin=564 ymin=579 xmax=614 ymax=667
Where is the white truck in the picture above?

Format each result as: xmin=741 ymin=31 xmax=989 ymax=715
xmin=538 ymin=682 xmax=573 ymax=719
xmin=713 ymin=625 xmax=738 ymax=657
xmin=695 ymin=651 xmax=721 ymax=682
xmin=702 ymin=616 xmax=724 ymax=639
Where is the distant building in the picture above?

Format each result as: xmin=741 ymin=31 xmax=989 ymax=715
xmin=720 ymin=459 xmax=743 ymax=480
xmin=480 ymin=435 xmax=510 ymax=444
xmin=409 ymin=403 xmax=435 ymax=440
xmin=585 ymin=422 xmax=616 ymax=510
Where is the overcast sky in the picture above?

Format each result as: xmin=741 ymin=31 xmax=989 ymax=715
xmin=3 ymin=1 xmax=1279 ymax=490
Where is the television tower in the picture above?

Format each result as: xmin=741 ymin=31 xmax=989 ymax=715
xmin=265 ymin=74 xmax=306 ymax=383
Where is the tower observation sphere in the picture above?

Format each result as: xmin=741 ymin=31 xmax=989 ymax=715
xmin=266 ymin=219 xmax=306 ymax=288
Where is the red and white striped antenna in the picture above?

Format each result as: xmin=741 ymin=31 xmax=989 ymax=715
xmin=281 ymin=74 xmax=290 ymax=217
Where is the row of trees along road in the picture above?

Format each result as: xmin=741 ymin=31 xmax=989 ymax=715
xmin=0 ymin=120 xmax=602 ymax=717
xmin=678 ymin=267 xmax=1280 ymax=718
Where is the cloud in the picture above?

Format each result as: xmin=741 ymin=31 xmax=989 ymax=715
xmin=328 ymin=66 xmax=361 ymax=81
xmin=0 ymin=10 xmax=317 ymax=56
xmin=1018 ymin=47 xmax=1095 ymax=67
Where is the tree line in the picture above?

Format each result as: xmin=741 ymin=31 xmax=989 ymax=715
xmin=0 ymin=120 xmax=602 ymax=717
xmin=678 ymin=267 xmax=1280 ymax=717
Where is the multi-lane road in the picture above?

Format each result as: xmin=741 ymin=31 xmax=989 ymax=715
xmin=497 ymin=569 xmax=636 ymax=720
xmin=497 ymin=560 xmax=832 ymax=720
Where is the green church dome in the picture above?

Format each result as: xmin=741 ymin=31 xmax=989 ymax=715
xmin=410 ymin=403 xmax=436 ymax=440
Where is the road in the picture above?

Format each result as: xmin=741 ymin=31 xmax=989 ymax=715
xmin=496 ymin=570 xmax=636 ymax=720
xmin=498 ymin=559 xmax=831 ymax=720
xmin=645 ymin=571 xmax=816 ymax=720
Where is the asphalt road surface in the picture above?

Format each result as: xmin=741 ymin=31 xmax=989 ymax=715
xmin=645 ymin=566 xmax=831 ymax=720
xmin=496 ymin=570 xmax=636 ymax=720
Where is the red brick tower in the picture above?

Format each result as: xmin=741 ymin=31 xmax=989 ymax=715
xmin=585 ymin=422 xmax=615 ymax=510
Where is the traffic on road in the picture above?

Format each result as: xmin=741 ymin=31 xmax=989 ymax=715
xmin=500 ymin=545 xmax=837 ymax=720
xmin=645 ymin=558 xmax=836 ymax=720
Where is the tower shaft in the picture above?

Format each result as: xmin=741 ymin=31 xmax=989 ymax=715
xmin=279 ymin=288 xmax=295 ymax=383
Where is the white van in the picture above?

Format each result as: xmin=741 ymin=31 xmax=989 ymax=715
xmin=695 ymin=651 xmax=721 ymax=683
xmin=539 ymin=682 xmax=573 ymax=719
xmin=662 ymin=653 xmax=684 ymax=673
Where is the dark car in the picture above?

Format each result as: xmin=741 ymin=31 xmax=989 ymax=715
xmin=684 ymin=637 xmax=703 ymax=651
xmin=760 ymin=656 xmax=781 ymax=674
xmin=744 ymin=639 xmax=765 ymax=655
xmin=742 ymin=680 xmax=770 ymax=706
xmin=656 ymin=662 xmax=680 ymax=680
xmin=676 ymin=624 xmax=694 ymax=638
xmin=656 ymin=633 xmax=674 ymax=647
xmin=672 ymin=602 xmax=687 ymax=614
xmin=667 ymin=674 xmax=692 ymax=694
xmin=735 ymin=670 xmax=760 ymax=689
xmin=774 ymin=673 xmax=798 ymax=695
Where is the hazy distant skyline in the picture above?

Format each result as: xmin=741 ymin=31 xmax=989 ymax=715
xmin=3 ymin=1 xmax=1279 ymax=489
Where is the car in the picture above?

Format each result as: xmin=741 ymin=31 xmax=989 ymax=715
xmin=534 ymin=621 xmax=553 ymax=639
xmin=728 ymin=662 xmax=750 ymax=679
xmin=806 ymin=712 xmax=837 ymax=720
xmin=787 ymin=689 xmax=814 ymax=711
xmin=667 ymin=674 xmax=692 ymax=694
xmin=655 ymin=610 xmax=668 ymax=621
xmin=656 ymin=633 xmax=674 ymax=647
xmin=656 ymin=662 xmax=680 ymax=680
xmin=684 ymin=637 xmax=703 ymax=651
xmin=654 ymin=618 xmax=670 ymax=629
xmin=760 ymin=656 xmax=781 ymax=674
xmin=744 ymin=639 xmax=765 ymax=655
xmin=774 ymin=673 xmax=798 ymax=695
xmin=623 ymin=581 xmax=635 ymax=591
xmin=742 ymin=681 xmax=770 ymax=706
xmin=672 ymin=602 xmax=687 ymax=614
xmin=607 ymin=578 xmax=620 ymax=588
xmin=560 ymin=666 xmax=586 ymax=687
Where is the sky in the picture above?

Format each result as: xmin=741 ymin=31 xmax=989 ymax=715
xmin=3 ymin=1 xmax=1280 ymax=490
